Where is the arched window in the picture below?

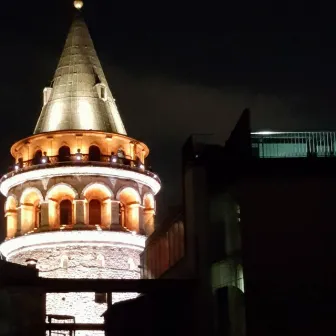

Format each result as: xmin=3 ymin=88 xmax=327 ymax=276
xmin=60 ymin=200 xmax=72 ymax=225
xmin=58 ymin=146 xmax=71 ymax=162
xmin=82 ymin=183 xmax=112 ymax=227
xmin=89 ymin=145 xmax=101 ymax=162
xmin=20 ymin=189 xmax=42 ymax=234
xmin=89 ymin=199 xmax=101 ymax=224
xmin=5 ymin=196 xmax=17 ymax=239
xmin=32 ymin=150 xmax=42 ymax=165
xmin=118 ymin=188 xmax=140 ymax=232
xmin=100 ymin=86 xmax=106 ymax=100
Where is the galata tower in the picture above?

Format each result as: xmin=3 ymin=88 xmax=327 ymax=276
xmin=0 ymin=1 xmax=160 ymax=334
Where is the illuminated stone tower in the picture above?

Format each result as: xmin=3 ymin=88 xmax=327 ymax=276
xmin=0 ymin=1 xmax=160 ymax=332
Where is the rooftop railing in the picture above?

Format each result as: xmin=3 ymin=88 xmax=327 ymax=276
xmin=251 ymin=131 xmax=336 ymax=158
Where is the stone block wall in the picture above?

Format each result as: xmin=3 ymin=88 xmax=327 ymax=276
xmin=8 ymin=244 xmax=142 ymax=334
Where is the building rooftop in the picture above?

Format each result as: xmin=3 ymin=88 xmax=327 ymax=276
xmin=184 ymin=110 xmax=336 ymax=163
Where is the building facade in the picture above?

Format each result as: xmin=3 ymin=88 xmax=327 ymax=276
xmin=0 ymin=2 xmax=160 ymax=334
xmin=142 ymin=110 xmax=336 ymax=336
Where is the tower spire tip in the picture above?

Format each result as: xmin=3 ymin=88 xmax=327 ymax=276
xmin=74 ymin=0 xmax=84 ymax=10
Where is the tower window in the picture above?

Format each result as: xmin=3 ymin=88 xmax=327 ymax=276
xmin=88 ymin=145 xmax=101 ymax=161
xmin=32 ymin=150 xmax=42 ymax=165
xmin=95 ymin=84 xmax=107 ymax=101
xmin=89 ymin=199 xmax=101 ymax=225
xmin=101 ymin=86 xmax=106 ymax=100
xmin=43 ymin=87 xmax=52 ymax=106
xmin=58 ymin=146 xmax=71 ymax=162
xmin=60 ymin=200 xmax=72 ymax=225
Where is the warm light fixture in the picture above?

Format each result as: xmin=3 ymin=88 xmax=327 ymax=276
xmin=41 ymin=152 xmax=49 ymax=164
xmin=251 ymin=131 xmax=283 ymax=135
xmin=74 ymin=0 xmax=84 ymax=10
xmin=75 ymin=149 xmax=82 ymax=161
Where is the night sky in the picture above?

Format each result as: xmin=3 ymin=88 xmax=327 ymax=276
xmin=0 ymin=0 xmax=335 ymax=220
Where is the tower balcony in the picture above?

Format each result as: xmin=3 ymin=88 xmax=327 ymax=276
xmin=1 ymin=153 xmax=160 ymax=240
xmin=0 ymin=156 xmax=161 ymax=197
xmin=2 ymin=131 xmax=160 ymax=240
xmin=4 ymin=154 xmax=159 ymax=183
xmin=2 ymin=130 xmax=161 ymax=196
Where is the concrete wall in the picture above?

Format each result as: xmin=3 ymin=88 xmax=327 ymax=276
xmin=180 ymin=151 xmax=336 ymax=336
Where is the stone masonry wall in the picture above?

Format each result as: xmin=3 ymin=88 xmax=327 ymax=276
xmin=8 ymin=244 xmax=142 ymax=335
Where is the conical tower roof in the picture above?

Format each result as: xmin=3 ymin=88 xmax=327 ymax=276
xmin=34 ymin=13 xmax=127 ymax=135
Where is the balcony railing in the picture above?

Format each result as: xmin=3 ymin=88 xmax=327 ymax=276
xmin=2 ymin=154 xmax=160 ymax=183
xmin=21 ymin=154 xmax=121 ymax=167
xmin=251 ymin=131 xmax=336 ymax=158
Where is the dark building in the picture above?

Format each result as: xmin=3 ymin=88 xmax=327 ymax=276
xmin=0 ymin=261 xmax=44 ymax=336
xmin=104 ymin=285 xmax=196 ymax=336
xmin=141 ymin=109 xmax=335 ymax=336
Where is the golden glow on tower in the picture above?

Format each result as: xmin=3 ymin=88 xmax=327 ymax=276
xmin=78 ymin=100 xmax=95 ymax=129
xmin=82 ymin=183 xmax=113 ymax=227
xmin=118 ymin=188 xmax=141 ymax=232
xmin=34 ymin=14 xmax=127 ymax=134
xmin=10 ymin=130 xmax=149 ymax=164
xmin=144 ymin=193 xmax=155 ymax=235
xmin=47 ymin=184 xmax=77 ymax=227
xmin=5 ymin=196 xmax=17 ymax=239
